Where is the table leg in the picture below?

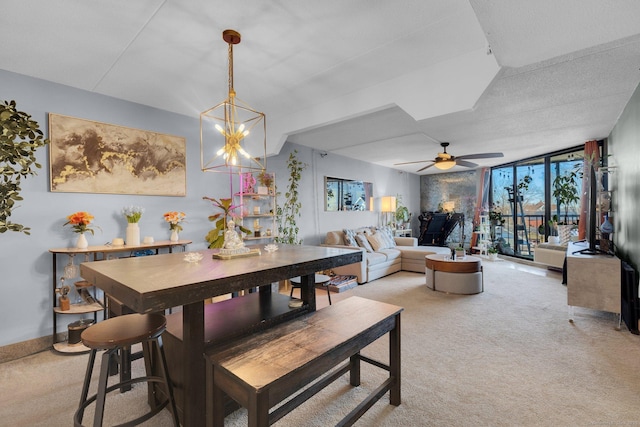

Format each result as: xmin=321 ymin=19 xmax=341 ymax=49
xmin=182 ymin=301 xmax=205 ymax=427
xmin=300 ymin=273 xmax=316 ymax=312
xmin=389 ymin=313 xmax=401 ymax=406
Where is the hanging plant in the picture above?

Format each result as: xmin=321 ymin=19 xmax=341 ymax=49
xmin=275 ymin=150 xmax=307 ymax=245
xmin=0 ymin=100 xmax=50 ymax=234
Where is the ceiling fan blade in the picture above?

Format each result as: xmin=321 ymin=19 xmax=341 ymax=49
xmin=457 ymin=152 xmax=504 ymax=160
xmin=394 ymin=160 xmax=434 ymax=166
xmin=456 ymin=159 xmax=478 ymax=168
xmin=417 ymin=163 xmax=436 ymax=172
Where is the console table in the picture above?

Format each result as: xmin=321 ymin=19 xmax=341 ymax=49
xmin=566 ymin=241 xmax=621 ymax=325
xmin=49 ymin=240 xmax=191 ymax=353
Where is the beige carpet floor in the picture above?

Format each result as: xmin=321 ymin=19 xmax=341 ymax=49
xmin=2 ymin=259 xmax=639 ymax=426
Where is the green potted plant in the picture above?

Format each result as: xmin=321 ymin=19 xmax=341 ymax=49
xmin=203 ymin=197 xmax=251 ymax=248
xmin=552 ymin=169 xmax=580 ymax=225
xmin=487 ymin=245 xmax=499 ymax=260
xmin=275 ymin=150 xmax=307 ymax=245
xmin=0 ymin=100 xmax=50 ymax=234
xmin=395 ymin=194 xmax=410 ymax=227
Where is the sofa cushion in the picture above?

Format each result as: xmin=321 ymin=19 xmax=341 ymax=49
xmin=379 ymin=248 xmax=402 ymax=261
xmin=343 ymin=229 xmax=358 ymax=247
xmin=366 ymin=251 xmax=388 ymax=266
xmin=355 ymin=233 xmax=374 ymax=252
xmin=367 ymin=232 xmax=389 ymax=252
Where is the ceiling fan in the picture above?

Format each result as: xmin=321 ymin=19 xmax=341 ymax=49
xmin=395 ymin=142 xmax=504 ymax=172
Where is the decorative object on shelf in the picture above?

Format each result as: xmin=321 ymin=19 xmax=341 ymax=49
xmin=125 ymin=223 xmax=140 ymax=246
xmin=275 ymin=150 xmax=308 ymax=245
xmin=164 ymin=211 xmax=185 ymax=242
xmin=63 ymin=255 xmax=79 ymax=279
xmin=258 ymin=170 xmax=274 ymax=194
xmin=200 ymin=29 xmax=266 ymax=173
xmin=64 ymin=211 xmax=98 ymax=248
xmin=213 ymin=220 xmax=261 ymax=259
xmin=264 ymin=243 xmax=278 ymax=253
xmin=122 ymin=206 xmax=144 ymax=246
xmin=1 ymin=100 xmax=50 ymax=235
xmin=76 ymin=233 xmax=88 ymax=249
xmin=111 ymin=237 xmax=124 ymax=246
xmin=184 ymin=252 xmax=204 ymax=263
xmin=242 ymin=172 xmax=256 ymax=193
xmin=204 ymin=197 xmax=251 ymax=248
xmin=56 ymin=278 xmax=71 ymax=311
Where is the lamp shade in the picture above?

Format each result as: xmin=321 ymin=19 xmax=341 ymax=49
xmin=380 ymin=196 xmax=396 ymax=213
xmin=434 ymin=159 xmax=456 ymax=170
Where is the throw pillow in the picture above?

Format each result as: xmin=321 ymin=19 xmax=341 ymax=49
xmin=343 ymin=229 xmax=358 ymax=247
xmin=355 ymin=233 xmax=374 ymax=252
xmin=367 ymin=232 xmax=388 ymax=252
xmin=377 ymin=226 xmax=396 ymax=247
xmin=557 ymin=224 xmax=573 ymax=245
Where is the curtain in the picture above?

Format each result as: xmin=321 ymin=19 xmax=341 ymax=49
xmin=471 ymin=168 xmax=491 ymax=249
xmin=577 ymin=140 xmax=600 ymax=239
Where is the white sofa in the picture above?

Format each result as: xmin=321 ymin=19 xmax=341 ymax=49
xmin=533 ymin=242 xmax=567 ymax=270
xmin=322 ymin=227 xmax=451 ymax=284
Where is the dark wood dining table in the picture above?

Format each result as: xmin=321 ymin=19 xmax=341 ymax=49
xmin=80 ymin=244 xmax=362 ymax=427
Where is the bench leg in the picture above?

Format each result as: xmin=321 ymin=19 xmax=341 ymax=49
xmin=349 ymin=353 xmax=361 ymax=386
xmin=248 ymin=391 xmax=270 ymax=427
xmin=207 ymin=363 xmax=226 ymax=427
xmin=389 ymin=313 xmax=401 ymax=406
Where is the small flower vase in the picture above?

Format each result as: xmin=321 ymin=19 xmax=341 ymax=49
xmin=170 ymin=229 xmax=179 ymax=242
xmin=76 ymin=233 xmax=88 ymax=249
xmin=126 ymin=222 xmax=140 ymax=246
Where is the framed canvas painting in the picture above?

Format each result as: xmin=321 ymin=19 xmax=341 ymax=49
xmin=49 ymin=113 xmax=186 ymax=196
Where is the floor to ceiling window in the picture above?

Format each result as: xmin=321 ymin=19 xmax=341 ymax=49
xmin=490 ymin=146 xmax=587 ymax=259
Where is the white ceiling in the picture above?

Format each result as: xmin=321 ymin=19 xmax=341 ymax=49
xmin=2 ymin=0 xmax=640 ymax=174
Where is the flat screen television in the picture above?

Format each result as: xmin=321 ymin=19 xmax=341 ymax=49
xmin=573 ymin=164 xmax=610 ymax=255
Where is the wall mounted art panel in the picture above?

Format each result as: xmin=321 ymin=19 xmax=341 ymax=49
xmin=49 ymin=113 xmax=186 ymax=196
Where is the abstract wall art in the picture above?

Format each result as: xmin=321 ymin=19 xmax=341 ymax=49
xmin=49 ymin=114 xmax=186 ymax=196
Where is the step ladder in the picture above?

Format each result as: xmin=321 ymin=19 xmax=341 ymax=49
xmin=507 ymin=187 xmax=531 ymax=255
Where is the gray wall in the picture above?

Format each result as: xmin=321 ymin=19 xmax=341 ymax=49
xmin=0 ymin=69 xmax=419 ymax=348
xmin=609 ymin=83 xmax=640 ymax=271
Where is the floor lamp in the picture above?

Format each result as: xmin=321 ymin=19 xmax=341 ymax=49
xmin=380 ymin=196 xmax=396 ymax=228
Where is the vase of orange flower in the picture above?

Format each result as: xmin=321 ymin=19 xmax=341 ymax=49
xmin=163 ymin=211 xmax=186 ymax=242
xmin=64 ymin=211 xmax=96 ymax=249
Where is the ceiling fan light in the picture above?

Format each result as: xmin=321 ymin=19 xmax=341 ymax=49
xmin=434 ymin=159 xmax=456 ymax=170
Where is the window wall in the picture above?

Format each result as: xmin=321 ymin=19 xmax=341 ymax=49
xmin=490 ymin=146 xmax=587 ymax=259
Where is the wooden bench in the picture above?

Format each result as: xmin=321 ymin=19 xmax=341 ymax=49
xmin=205 ymin=296 xmax=403 ymax=427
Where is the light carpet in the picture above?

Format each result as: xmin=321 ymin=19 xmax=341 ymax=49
xmin=1 ymin=260 xmax=639 ymax=426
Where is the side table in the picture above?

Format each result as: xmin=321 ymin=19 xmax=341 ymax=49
xmin=425 ymin=254 xmax=483 ymax=295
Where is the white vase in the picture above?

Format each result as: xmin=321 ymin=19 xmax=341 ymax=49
xmin=126 ymin=223 xmax=140 ymax=246
xmin=76 ymin=233 xmax=88 ymax=249
xmin=170 ymin=229 xmax=179 ymax=242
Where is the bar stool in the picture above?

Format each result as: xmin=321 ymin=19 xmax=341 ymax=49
xmin=290 ymin=274 xmax=332 ymax=305
xmin=74 ymin=313 xmax=179 ymax=427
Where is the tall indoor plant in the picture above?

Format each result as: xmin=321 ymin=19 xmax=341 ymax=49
xmin=0 ymin=100 xmax=50 ymax=234
xmin=275 ymin=150 xmax=307 ymax=245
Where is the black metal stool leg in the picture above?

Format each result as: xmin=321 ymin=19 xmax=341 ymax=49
xmin=94 ymin=348 xmax=115 ymax=427
xmin=76 ymin=349 xmax=97 ymax=424
xmin=325 ymin=284 xmax=332 ymax=305
xmin=155 ymin=335 xmax=180 ymax=426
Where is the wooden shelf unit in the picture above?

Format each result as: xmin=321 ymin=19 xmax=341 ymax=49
xmin=49 ymin=239 xmax=191 ymax=353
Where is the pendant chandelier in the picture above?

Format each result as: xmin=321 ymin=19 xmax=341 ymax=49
xmin=200 ymin=29 xmax=266 ymax=173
